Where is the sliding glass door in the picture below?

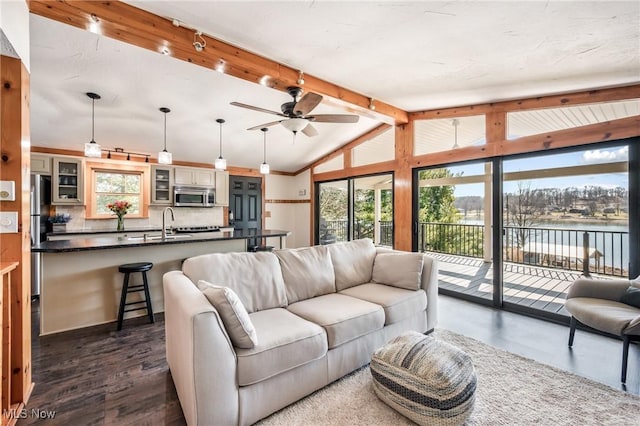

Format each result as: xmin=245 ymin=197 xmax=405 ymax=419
xmin=316 ymin=173 xmax=394 ymax=247
xmin=501 ymin=143 xmax=630 ymax=319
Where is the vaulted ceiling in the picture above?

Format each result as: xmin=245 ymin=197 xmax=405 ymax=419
xmin=28 ymin=1 xmax=640 ymax=173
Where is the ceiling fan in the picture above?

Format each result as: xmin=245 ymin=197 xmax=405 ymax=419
xmin=231 ymin=86 xmax=359 ymax=137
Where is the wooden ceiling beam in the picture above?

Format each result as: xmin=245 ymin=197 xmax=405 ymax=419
xmin=409 ymin=84 xmax=640 ymax=120
xmin=28 ymin=0 xmax=408 ymax=125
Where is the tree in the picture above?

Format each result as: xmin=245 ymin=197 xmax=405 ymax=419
xmin=505 ymin=182 xmax=541 ymax=248
xmin=418 ymin=168 xmax=458 ymax=223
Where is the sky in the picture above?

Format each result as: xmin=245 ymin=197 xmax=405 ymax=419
xmin=449 ymin=145 xmax=629 ymax=198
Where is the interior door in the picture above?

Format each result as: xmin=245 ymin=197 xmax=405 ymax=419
xmin=229 ymin=175 xmax=262 ymax=249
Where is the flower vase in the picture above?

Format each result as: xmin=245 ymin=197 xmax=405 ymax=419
xmin=116 ymin=215 xmax=125 ymax=232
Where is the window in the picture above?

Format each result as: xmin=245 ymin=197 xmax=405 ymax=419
xmin=87 ymin=162 xmax=149 ymax=218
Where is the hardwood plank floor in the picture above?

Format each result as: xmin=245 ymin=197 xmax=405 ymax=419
xmin=21 ymin=294 xmax=638 ymax=424
xmin=23 ymin=304 xmax=185 ymax=425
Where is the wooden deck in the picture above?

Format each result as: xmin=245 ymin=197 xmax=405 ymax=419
xmin=430 ymin=253 xmax=593 ymax=316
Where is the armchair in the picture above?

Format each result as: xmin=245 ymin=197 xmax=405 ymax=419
xmin=565 ymin=278 xmax=640 ymax=383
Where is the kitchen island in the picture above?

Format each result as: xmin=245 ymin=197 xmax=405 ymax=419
xmin=32 ymin=229 xmax=290 ymax=335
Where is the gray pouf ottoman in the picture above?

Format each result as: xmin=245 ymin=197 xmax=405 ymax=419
xmin=371 ymin=331 xmax=476 ymax=426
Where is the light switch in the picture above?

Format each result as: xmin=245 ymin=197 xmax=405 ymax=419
xmin=0 ymin=212 xmax=18 ymax=233
xmin=0 ymin=181 xmax=16 ymax=201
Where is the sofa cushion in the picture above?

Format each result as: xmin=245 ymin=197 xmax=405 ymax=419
xmin=275 ymin=245 xmax=336 ymax=303
xmin=372 ymin=252 xmax=424 ymax=290
xmin=182 ymin=252 xmax=287 ymax=313
xmin=327 ymin=238 xmax=377 ymax=291
xmin=197 ymin=280 xmax=258 ymax=349
xmin=287 ymin=293 xmax=384 ymax=349
xmin=236 ymin=308 xmax=327 ymax=386
xmin=339 ymin=283 xmax=427 ymax=325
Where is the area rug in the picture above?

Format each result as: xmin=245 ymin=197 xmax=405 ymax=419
xmin=257 ymin=329 xmax=640 ymax=425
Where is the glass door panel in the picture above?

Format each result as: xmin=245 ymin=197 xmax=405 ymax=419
xmin=502 ymin=145 xmax=629 ymax=317
xmin=415 ymin=161 xmax=493 ymax=301
xmin=318 ymin=180 xmax=348 ymax=244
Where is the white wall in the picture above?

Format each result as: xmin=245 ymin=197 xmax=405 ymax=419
xmin=0 ymin=1 xmax=30 ymax=71
xmin=265 ymin=170 xmax=311 ymax=248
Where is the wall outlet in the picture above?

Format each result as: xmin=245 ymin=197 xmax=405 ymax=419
xmin=0 ymin=181 xmax=16 ymax=201
xmin=298 ymin=189 xmax=307 ymax=196
xmin=0 ymin=212 xmax=18 ymax=233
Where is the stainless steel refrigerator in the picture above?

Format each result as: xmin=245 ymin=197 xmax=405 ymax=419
xmin=30 ymin=174 xmax=51 ymax=298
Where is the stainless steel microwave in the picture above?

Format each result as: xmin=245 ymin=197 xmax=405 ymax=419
xmin=174 ymin=186 xmax=215 ymax=207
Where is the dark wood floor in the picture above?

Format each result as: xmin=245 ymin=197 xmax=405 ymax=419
xmin=21 ymin=295 xmax=638 ymax=424
xmin=23 ymin=303 xmax=185 ymax=425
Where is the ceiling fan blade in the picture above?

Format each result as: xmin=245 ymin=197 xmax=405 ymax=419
xmin=293 ymin=92 xmax=323 ymax=116
xmin=247 ymin=120 xmax=282 ymax=131
xmin=308 ymin=114 xmax=360 ymax=123
xmin=231 ymin=101 xmax=287 ymax=117
xmin=301 ymin=123 xmax=319 ymax=137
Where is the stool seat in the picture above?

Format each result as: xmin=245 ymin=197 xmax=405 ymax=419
xmin=117 ymin=261 xmax=154 ymax=330
xmin=119 ymin=262 xmax=153 ymax=273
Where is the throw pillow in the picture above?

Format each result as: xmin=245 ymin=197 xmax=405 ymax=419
xmin=197 ymin=280 xmax=258 ymax=348
xmin=372 ymin=252 xmax=424 ymax=290
xmin=620 ymin=286 xmax=640 ymax=309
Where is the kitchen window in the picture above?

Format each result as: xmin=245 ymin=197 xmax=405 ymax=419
xmin=86 ymin=162 xmax=150 ymax=219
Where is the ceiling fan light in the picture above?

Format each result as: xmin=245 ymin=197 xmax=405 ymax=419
xmin=281 ymin=118 xmax=308 ymax=133
xmin=215 ymin=156 xmax=227 ymax=171
xmin=84 ymin=141 xmax=102 ymax=158
xmin=260 ymin=162 xmax=270 ymax=175
xmin=158 ymin=150 xmax=172 ymax=164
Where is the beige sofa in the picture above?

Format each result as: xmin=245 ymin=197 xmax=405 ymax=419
xmin=163 ymin=238 xmax=438 ymax=425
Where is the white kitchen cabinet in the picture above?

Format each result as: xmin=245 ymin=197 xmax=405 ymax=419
xmin=52 ymin=157 xmax=84 ymax=205
xmin=174 ymin=166 xmax=215 ymax=186
xmin=31 ymin=154 xmax=52 ymax=175
xmin=151 ymin=165 xmax=173 ymax=205
xmin=215 ymin=171 xmax=229 ymax=206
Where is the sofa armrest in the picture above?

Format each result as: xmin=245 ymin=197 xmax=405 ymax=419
xmin=163 ymin=271 xmax=239 ymax=426
xmin=374 ymin=247 xmax=439 ymax=330
xmin=566 ymin=278 xmax=631 ymax=302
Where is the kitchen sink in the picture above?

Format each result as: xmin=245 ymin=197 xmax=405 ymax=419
xmin=127 ymin=234 xmax=192 ymax=241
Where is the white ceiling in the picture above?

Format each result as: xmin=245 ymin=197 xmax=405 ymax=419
xmin=29 ymin=1 xmax=640 ymax=173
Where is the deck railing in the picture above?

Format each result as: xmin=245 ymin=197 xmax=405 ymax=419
xmin=417 ymin=222 xmax=628 ymax=277
xmin=418 ymin=222 xmax=484 ymax=258
xmin=320 ymin=220 xmax=393 ymax=246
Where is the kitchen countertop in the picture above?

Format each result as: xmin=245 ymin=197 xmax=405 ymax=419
xmin=47 ymin=226 xmax=163 ymax=236
xmin=32 ymin=229 xmax=291 ymax=253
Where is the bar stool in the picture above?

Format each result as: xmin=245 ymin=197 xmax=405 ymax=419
xmin=250 ymin=245 xmax=274 ymax=252
xmin=117 ymin=262 xmax=154 ymax=331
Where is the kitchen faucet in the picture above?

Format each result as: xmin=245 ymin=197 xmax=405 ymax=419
xmin=162 ymin=207 xmax=175 ymax=240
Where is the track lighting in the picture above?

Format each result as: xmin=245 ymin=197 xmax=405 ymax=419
xmin=88 ymin=14 xmax=100 ymax=34
xmin=369 ymin=97 xmax=376 ymax=111
xmin=193 ymin=31 xmax=206 ymax=52
xmin=215 ymin=118 xmax=227 ymax=170
xmin=84 ymin=92 xmax=102 ymax=158
xmin=297 ymin=70 xmax=305 ymax=85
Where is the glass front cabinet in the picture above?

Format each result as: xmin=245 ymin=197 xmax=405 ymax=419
xmin=151 ymin=166 xmax=173 ymax=205
xmin=52 ymin=157 xmax=84 ymax=204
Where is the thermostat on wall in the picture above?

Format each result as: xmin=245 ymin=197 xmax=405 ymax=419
xmin=0 ymin=181 xmax=16 ymax=201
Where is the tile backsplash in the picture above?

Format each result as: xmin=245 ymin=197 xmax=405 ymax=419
xmin=55 ymin=205 xmax=224 ymax=231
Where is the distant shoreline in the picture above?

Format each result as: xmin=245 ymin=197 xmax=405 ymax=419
xmin=459 ymin=213 xmax=628 ymax=225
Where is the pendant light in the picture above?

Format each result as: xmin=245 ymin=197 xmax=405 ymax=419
xmin=259 ymin=127 xmax=270 ymax=174
xmin=158 ymin=107 xmax=172 ymax=164
xmin=451 ymin=119 xmax=460 ymax=149
xmin=84 ymin=92 xmax=102 ymax=157
xmin=214 ymin=118 xmax=227 ymax=170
